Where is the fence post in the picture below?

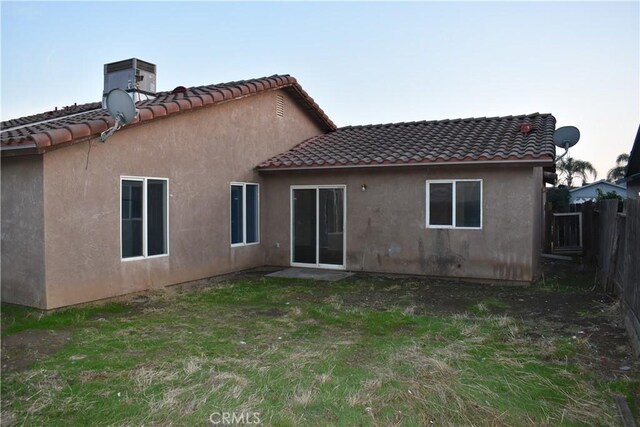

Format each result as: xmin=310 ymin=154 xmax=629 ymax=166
xmin=544 ymin=202 xmax=553 ymax=253
xmin=598 ymin=199 xmax=620 ymax=291
xmin=582 ymin=201 xmax=595 ymax=264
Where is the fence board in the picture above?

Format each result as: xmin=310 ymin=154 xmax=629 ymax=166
xmin=615 ymin=215 xmax=627 ymax=295
xmin=598 ymin=200 xmax=620 ymax=292
xmin=582 ymin=201 xmax=596 ymax=264
xmin=621 ymin=199 xmax=640 ymax=356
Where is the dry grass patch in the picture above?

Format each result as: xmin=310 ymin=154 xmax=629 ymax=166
xmin=1 ymin=274 xmax=631 ymax=426
xmin=292 ymin=385 xmax=316 ymax=406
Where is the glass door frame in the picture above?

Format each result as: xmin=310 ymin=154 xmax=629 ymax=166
xmin=290 ymin=185 xmax=347 ymax=270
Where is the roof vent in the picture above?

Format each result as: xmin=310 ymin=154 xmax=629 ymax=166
xmin=276 ymin=95 xmax=284 ymax=118
xmin=172 ymin=86 xmax=188 ymax=94
xmin=103 ymin=58 xmax=157 ymax=101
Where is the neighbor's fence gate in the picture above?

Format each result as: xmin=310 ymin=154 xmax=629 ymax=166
xmin=551 ymin=212 xmax=582 ymax=254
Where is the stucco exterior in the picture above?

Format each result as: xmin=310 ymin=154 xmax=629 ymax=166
xmin=262 ymin=165 xmax=544 ymax=283
xmin=4 ymin=89 xmax=324 ymax=309
xmin=1 ymin=155 xmax=47 ymax=308
xmin=2 ymin=86 xmax=550 ymax=309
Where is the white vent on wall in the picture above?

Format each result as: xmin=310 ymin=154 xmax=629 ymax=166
xmin=276 ymin=95 xmax=284 ymax=118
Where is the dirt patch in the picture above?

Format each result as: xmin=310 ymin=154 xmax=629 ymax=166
xmin=1 ymin=329 xmax=72 ymax=372
xmin=256 ymin=308 xmax=286 ymax=317
xmin=336 ymin=262 xmax=636 ymax=380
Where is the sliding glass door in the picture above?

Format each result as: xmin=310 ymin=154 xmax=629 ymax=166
xmin=291 ymin=186 xmax=346 ymax=269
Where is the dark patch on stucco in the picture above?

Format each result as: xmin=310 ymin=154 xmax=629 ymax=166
xmin=420 ymin=230 xmax=467 ymax=276
xmin=418 ymin=238 xmax=428 ymax=272
xmin=359 ymin=217 xmax=374 ymax=271
xmin=493 ymin=260 xmax=531 ymax=281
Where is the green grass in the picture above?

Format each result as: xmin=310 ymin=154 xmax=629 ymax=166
xmin=0 ymin=276 xmax=630 ymax=426
xmin=537 ymin=267 xmax=598 ymax=292
xmin=1 ymin=301 xmax=131 ymax=337
xmin=469 ymin=296 xmax=509 ymax=314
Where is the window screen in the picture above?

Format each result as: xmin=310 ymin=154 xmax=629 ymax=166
xmin=231 ymin=185 xmax=243 ymax=244
xmin=245 ymin=184 xmax=259 ymax=244
xmin=455 ymin=181 xmax=481 ymax=228
xmin=122 ymin=180 xmax=143 ymax=258
xmin=147 ymin=180 xmax=167 ymax=256
xmin=429 ymin=183 xmax=453 ymax=226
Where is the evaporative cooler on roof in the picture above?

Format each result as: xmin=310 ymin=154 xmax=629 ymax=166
xmin=103 ymin=58 xmax=157 ymax=96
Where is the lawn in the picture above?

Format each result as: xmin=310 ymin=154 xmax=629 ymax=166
xmin=1 ymin=265 xmax=638 ymax=426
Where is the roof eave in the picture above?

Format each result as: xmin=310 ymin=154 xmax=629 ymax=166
xmin=0 ymin=143 xmax=40 ymax=157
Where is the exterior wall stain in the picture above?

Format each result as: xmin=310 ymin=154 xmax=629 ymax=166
xmin=262 ymin=166 xmax=543 ymax=283
xmin=359 ymin=217 xmax=374 ymax=271
xmin=422 ymin=231 xmax=467 ymax=276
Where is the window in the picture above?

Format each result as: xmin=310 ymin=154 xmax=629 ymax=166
xmin=231 ymin=183 xmax=259 ymax=246
xmin=121 ymin=177 xmax=168 ymax=259
xmin=426 ymin=180 xmax=482 ymax=229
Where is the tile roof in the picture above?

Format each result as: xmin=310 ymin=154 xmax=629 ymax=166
xmin=1 ymin=75 xmax=336 ymax=155
xmin=257 ymin=113 xmax=556 ymax=170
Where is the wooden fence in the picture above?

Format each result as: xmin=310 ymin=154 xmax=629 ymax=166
xmin=594 ymin=198 xmax=640 ymax=355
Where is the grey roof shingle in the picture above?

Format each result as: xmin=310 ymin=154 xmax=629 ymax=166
xmin=258 ymin=113 xmax=556 ymax=170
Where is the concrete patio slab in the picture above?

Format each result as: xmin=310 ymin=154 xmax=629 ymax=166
xmin=266 ymin=268 xmax=354 ymax=282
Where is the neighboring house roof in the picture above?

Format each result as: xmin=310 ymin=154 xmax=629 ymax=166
xmin=258 ymin=113 xmax=556 ymax=170
xmin=568 ymin=179 xmax=627 ymax=202
xmin=623 ymin=125 xmax=640 ymax=184
xmin=1 ymin=75 xmax=336 ymax=156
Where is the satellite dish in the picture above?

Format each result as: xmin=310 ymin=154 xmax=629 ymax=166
xmin=553 ymin=125 xmax=580 ymax=162
xmin=100 ymin=89 xmax=138 ymax=142
xmin=553 ymin=126 xmax=580 ymax=149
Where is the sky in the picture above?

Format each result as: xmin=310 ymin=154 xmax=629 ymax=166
xmin=1 ymin=1 xmax=638 ymax=179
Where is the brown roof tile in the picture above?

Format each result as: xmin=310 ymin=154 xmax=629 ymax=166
xmin=1 ymin=75 xmax=336 ymax=155
xmin=258 ymin=113 xmax=556 ymax=170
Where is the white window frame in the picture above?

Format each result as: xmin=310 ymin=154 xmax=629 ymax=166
xmin=425 ymin=179 xmax=483 ymax=230
xmin=230 ymin=182 xmax=260 ymax=247
xmin=120 ymin=176 xmax=170 ymax=261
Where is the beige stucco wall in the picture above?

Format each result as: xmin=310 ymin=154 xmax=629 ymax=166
xmin=530 ymin=167 xmax=544 ymax=279
xmin=262 ymin=165 xmax=544 ymax=283
xmin=39 ymin=89 xmax=324 ymax=308
xmin=1 ymin=155 xmax=47 ymax=308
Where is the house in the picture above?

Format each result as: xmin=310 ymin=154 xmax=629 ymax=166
xmin=621 ymin=125 xmax=640 ymax=199
xmin=1 ymin=59 xmax=556 ymax=309
xmin=568 ymin=180 xmax=627 ymax=204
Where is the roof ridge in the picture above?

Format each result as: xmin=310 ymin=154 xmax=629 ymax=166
xmin=336 ymin=113 xmax=552 ymax=131
xmin=152 ymin=74 xmax=294 ymax=97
